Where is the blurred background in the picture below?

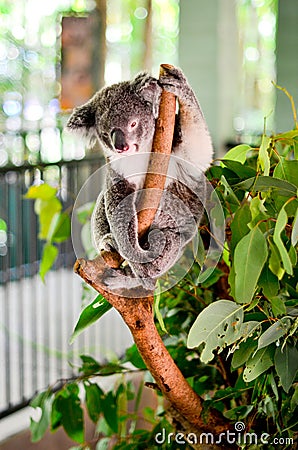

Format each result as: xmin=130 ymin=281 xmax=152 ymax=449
xmin=0 ymin=0 xmax=297 ymax=447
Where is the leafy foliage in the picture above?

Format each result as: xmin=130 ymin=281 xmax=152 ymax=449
xmin=25 ymin=184 xmax=71 ymax=281
xmin=29 ymin=119 xmax=298 ymax=448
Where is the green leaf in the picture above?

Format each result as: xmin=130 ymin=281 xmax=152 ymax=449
xmin=124 ymin=344 xmax=147 ymax=370
xmin=187 ymin=300 xmax=244 ymax=363
xmin=79 ymin=355 xmax=101 ymax=376
xmin=25 ymin=183 xmax=57 ymax=200
xmin=223 ymin=404 xmax=254 ymax=420
xmin=258 ymin=318 xmax=292 ymax=350
xmin=291 ymin=385 xmax=298 ymax=410
xmin=47 ymin=212 xmax=71 ymax=243
xmin=258 ymin=135 xmax=271 ymax=176
xmin=234 ymin=176 xmax=297 ymax=197
xmin=269 ymin=297 xmax=287 ymax=317
xmin=234 ymin=226 xmax=268 ymax=304
xmin=0 ymin=218 xmax=7 ymax=231
xmin=231 ymin=338 xmax=258 ymax=370
xmin=275 ymin=129 xmax=298 ymax=139
xmin=30 ymin=391 xmax=53 ymax=442
xmin=292 ymin=207 xmax=298 ymax=247
xmin=273 ymin=206 xmax=293 ymax=275
xmin=37 ymin=197 xmax=62 ymax=239
xmin=52 ymin=384 xmax=84 ymax=444
xmin=70 ymin=295 xmax=113 ymax=343
xmin=103 ymin=392 xmax=118 ymax=433
xmin=248 ymin=196 xmax=268 ymax=229
xmin=230 ymin=203 xmax=251 ymax=255
xmin=269 ymin=240 xmax=285 ymax=280
xmin=77 ymin=202 xmax=95 ymax=224
xmin=259 ymin=264 xmax=279 ymax=299
xmin=220 ymin=175 xmax=240 ymax=206
xmin=154 ymin=286 xmax=167 ymax=334
xmin=84 ymin=383 xmax=104 ymax=423
xmin=243 ymin=347 xmax=274 ymax=382
xmin=39 ymin=244 xmax=58 ymax=282
xmin=220 ymin=160 xmax=256 ymax=179
xmin=274 ymin=159 xmax=298 ymax=187
xmin=275 ymin=345 xmax=298 ymax=393
xmin=222 ymin=144 xmax=252 ymax=164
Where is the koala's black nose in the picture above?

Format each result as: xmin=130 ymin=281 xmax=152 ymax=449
xmin=111 ymin=128 xmax=129 ymax=152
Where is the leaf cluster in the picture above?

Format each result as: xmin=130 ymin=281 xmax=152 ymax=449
xmin=25 ymin=183 xmax=71 ymax=281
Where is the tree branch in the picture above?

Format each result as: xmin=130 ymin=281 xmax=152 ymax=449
xmin=74 ymin=64 xmax=230 ymax=435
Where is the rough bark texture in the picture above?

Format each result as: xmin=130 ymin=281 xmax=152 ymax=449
xmin=74 ymin=257 xmax=229 ymax=436
xmin=137 ymin=63 xmax=177 ymax=239
xmin=74 ymin=64 xmax=231 ymax=439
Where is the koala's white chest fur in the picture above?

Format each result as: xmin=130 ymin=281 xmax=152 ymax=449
xmin=110 ymin=152 xmax=150 ymax=189
xmin=109 ymin=152 xmax=186 ymax=191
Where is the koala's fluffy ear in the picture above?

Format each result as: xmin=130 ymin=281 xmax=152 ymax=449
xmin=66 ymin=99 xmax=96 ymax=139
xmin=132 ymin=73 xmax=162 ymax=118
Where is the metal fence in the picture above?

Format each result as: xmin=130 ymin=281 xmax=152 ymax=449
xmin=0 ymin=156 xmax=133 ymax=419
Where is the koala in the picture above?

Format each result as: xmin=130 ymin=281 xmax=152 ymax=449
xmin=67 ymin=66 xmax=213 ymax=292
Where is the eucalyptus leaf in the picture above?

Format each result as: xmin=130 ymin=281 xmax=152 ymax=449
xmin=85 ymin=383 xmax=104 ymax=423
xmin=230 ymin=203 xmax=251 ymax=255
xmin=234 ymin=226 xmax=268 ymax=304
xmin=103 ymin=392 xmax=118 ymax=433
xmin=258 ymin=135 xmax=271 ymax=176
xmin=222 ymin=144 xmax=252 ymax=164
xmin=25 ymin=183 xmax=57 ymax=200
xmin=30 ymin=391 xmax=53 ymax=442
xmin=38 ymin=197 xmax=62 ymax=240
xmin=47 ymin=212 xmax=71 ymax=243
xmin=274 ymin=159 xmax=298 ymax=187
xmin=58 ymin=391 xmax=84 ymax=443
xmin=187 ymin=300 xmax=244 ymax=363
xmin=39 ymin=243 xmax=58 ymax=282
xmin=259 ymin=264 xmax=280 ymax=299
xmin=223 ymin=404 xmax=254 ymax=420
xmin=275 ymin=344 xmax=298 ymax=393
xmin=231 ymin=338 xmax=258 ymax=370
xmin=258 ymin=317 xmax=292 ymax=350
xmin=273 ymin=206 xmax=293 ymax=275
xmin=268 ymin=240 xmax=285 ymax=280
xmin=243 ymin=347 xmax=274 ymax=382
xmin=124 ymin=344 xmax=147 ymax=370
xmin=269 ymin=296 xmax=287 ymax=317
xmin=221 ymin=159 xmax=256 ymax=179
xmin=292 ymin=207 xmax=298 ymax=247
xmin=234 ymin=176 xmax=297 ymax=197
xmin=70 ymin=295 xmax=112 ymax=343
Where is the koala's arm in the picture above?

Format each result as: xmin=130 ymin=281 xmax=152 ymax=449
xmin=91 ymin=192 xmax=117 ymax=252
xmin=159 ymin=66 xmax=213 ymax=171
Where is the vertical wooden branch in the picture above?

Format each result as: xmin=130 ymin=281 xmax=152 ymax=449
xmin=74 ymin=64 xmax=230 ymax=434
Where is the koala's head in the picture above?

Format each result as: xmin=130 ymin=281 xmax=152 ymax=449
xmin=67 ymin=73 xmax=162 ymax=158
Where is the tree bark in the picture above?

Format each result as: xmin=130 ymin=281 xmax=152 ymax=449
xmin=74 ymin=64 xmax=230 ymax=436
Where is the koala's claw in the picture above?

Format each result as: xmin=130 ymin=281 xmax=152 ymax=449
xmin=100 ymin=233 xmax=117 ymax=252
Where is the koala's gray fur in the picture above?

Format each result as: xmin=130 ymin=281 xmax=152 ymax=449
xmin=67 ymin=66 xmax=213 ymax=292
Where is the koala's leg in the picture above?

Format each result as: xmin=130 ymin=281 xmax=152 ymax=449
xmin=159 ymin=66 xmax=213 ymax=171
xmin=105 ymin=173 xmax=163 ymax=265
xmin=127 ymin=181 xmax=203 ymax=289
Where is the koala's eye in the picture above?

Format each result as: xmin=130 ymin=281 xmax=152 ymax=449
xmin=130 ymin=121 xmax=137 ymax=128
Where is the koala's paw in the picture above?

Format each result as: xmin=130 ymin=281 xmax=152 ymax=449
xmin=99 ymin=233 xmax=117 ymax=252
xmin=104 ymin=270 xmax=142 ymax=291
xmin=159 ymin=66 xmax=187 ymax=97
